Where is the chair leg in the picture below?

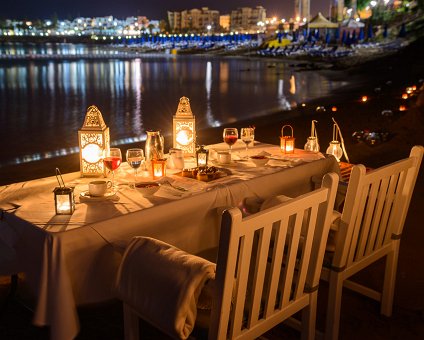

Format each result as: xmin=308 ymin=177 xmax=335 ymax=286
xmin=301 ymin=291 xmax=317 ymax=340
xmin=325 ymin=273 xmax=344 ymax=340
xmin=381 ymin=249 xmax=398 ymax=317
xmin=123 ymin=303 xmax=140 ymax=340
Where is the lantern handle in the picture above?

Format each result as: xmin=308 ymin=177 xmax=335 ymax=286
xmin=311 ymin=120 xmax=318 ymax=138
xmin=55 ymin=168 xmax=66 ymax=188
xmin=331 ymin=117 xmax=350 ymax=163
xmin=281 ymin=125 xmax=294 ymax=137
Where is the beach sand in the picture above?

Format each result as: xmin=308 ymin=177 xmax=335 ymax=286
xmin=1 ymin=38 xmax=423 ymax=338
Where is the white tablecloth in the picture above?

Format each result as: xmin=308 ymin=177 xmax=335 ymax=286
xmin=0 ymin=142 xmax=340 ymax=340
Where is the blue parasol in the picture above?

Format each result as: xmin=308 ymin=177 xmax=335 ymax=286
xmin=325 ymin=32 xmax=331 ymax=44
xmin=335 ymin=27 xmax=340 ymax=40
xmin=367 ymin=23 xmax=373 ymax=39
xmin=359 ymin=27 xmax=364 ymax=41
xmin=341 ymin=30 xmax=347 ymax=45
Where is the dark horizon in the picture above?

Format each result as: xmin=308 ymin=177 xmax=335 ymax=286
xmin=1 ymin=0 xmax=330 ymax=21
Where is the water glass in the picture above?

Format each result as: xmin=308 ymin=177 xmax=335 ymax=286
xmin=126 ymin=148 xmax=145 ymax=187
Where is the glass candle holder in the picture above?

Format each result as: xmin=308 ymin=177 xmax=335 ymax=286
xmin=151 ymin=159 xmax=167 ymax=179
xmin=54 ymin=187 xmax=75 ymax=215
xmin=280 ymin=125 xmax=295 ymax=154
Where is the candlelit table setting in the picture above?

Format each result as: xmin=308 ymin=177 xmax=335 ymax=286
xmin=0 ymin=100 xmax=344 ymax=340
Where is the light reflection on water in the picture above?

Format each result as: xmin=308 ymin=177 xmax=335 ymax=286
xmin=0 ymin=43 xmax=348 ymax=167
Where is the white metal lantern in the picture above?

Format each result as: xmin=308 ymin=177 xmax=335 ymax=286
xmin=173 ymin=96 xmax=196 ymax=157
xmin=78 ymin=105 xmax=110 ymax=177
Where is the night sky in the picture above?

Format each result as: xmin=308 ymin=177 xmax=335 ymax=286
xmin=2 ymin=0 xmax=331 ymax=21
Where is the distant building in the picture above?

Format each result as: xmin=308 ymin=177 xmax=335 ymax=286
xmin=220 ymin=15 xmax=230 ymax=31
xmin=230 ymin=6 xmax=266 ymax=32
xmin=168 ymin=7 xmax=220 ymax=33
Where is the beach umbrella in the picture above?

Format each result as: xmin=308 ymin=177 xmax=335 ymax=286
xmin=308 ymin=31 xmax=313 ymax=42
xmin=359 ymin=27 xmax=364 ymax=41
xmin=352 ymin=30 xmax=357 ymax=43
xmin=335 ymin=27 xmax=340 ymax=41
xmin=367 ymin=23 xmax=373 ymax=39
xmin=325 ymin=32 xmax=331 ymax=44
xmin=398 ymin=23 xmax=406 ymax=37
xmin=341 ymin=30 xmax=347 ymax=45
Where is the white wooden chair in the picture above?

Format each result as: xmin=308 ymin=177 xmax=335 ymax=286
xmin=208 ymin=172 xmax=338 ymax=340
xmin=322 ymin=145 xmax=423 ymax=340
xmin=117 ymin=172 xmax=338 ymax=340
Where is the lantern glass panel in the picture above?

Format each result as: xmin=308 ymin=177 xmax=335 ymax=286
xmin=152 ymin=159 xmax=166 ymax=179
xmin=196 ymin=146 xmax=209 ymax=168
xmin=54 ymin=187 xmax=75 ymax=215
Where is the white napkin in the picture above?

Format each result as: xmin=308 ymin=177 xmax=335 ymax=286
xmin=116 ymin=237 xmax=216 ymax=340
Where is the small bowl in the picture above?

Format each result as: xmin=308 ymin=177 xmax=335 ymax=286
xmin=250 ymin=155 xmax=269 ymax=167
xmin=135 ymin=182 xmax=161 ymax=196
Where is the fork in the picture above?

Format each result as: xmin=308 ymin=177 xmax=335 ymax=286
xmin=161 ymin=179 xmax=188 ymax=192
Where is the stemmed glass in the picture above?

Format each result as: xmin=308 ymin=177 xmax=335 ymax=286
xmin=126 ymin=148 xmax=144 ymax=188
xmin=241 ymin=127 xmax=255 ymax=157
xmin=103 ymin=148 xmax=122 ymax=192
xmin=223 ymin=128 xmax=238 ymax=153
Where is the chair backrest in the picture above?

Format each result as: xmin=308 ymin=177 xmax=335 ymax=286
xmin=208 ymin=172 xmax=338 ymax=339
xmin=331 ymin=145 xmax=423 ymax=271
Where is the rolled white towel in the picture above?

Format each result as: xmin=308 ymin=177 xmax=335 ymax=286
xmin=116 ymin=236 xmax=216 ymax=339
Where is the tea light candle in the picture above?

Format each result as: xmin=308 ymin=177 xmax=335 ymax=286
xmin=54 ymin=187 xmax=75 ymax=215
xmin=152 ymin=159 xmax=166 ymax=179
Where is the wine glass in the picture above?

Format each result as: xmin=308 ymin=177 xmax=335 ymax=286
xmin=241 ymin=127 xmax=255 ymax=157
xmin=126 ymin=148 xmax=144 ymax=188
xmin=103 ymin=148 xmax=122 ymax=191
xmin=223 ymin=128 xmax=238 ymax=153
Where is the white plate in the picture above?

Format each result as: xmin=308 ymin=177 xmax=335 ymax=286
xmin=79 ymin=190 xmax=119 ymax=202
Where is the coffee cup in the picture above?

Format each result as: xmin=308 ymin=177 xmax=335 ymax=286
xmin=217 ymin=151 xmax=231 ymax=164
xmin=88 ymin=180 xmax=112 ymax=197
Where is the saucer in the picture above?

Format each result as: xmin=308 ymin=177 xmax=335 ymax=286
xmin=79 ymin=190 xmax=119 ymax=202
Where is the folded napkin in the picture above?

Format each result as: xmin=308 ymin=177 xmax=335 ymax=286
xmin=115 ymin=237 xmax=216 ymax=340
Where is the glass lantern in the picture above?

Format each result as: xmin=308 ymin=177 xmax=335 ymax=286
xmin=196 ymin=145 xmax=209 ymax=168
xmin=54 ymin=168 xmax=75 ymax=215
xmin=54 ymin=187 xmax=75 ymax=215
xmin=326 ymin=141 xmax=343 ymax=162
xmin=173 ymin=96 xmax=196 ymax=157
xmin=280 ymin=125 xmax=295 ymax=154
xmin=304 ymin=120 xmax=320 ymax=152
xmin=151 ymin=159 xmax=167 ymax=179
xmin=78 ymin=105 xmax=110 ymax=177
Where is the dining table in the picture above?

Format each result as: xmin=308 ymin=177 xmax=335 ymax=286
xmin=0 ymin=140 xmax=340 ymax=340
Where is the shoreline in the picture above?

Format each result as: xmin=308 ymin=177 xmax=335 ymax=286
xmin=1 ymin=36 xmax=423 ymax=186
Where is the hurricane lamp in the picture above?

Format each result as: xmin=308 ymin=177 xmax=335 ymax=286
xmin=173 ymin=96 xmax=196 ymax=157
xmin=54 ymin=168 xmax=75 ymax=215
xmin=196 ymin=145 xmax=209 ymax=168
xmin=326 ymin=122 xmax=343 ymax=162
xmin=78 ymin=105 xmax=110 ymax=177
xmin=280 ymin=125 xmax=295 ymax=154
xmin=152 ymin=159 xmax=167 ymax=179
xmin=304 ymin=120 xmax=320 ymax=152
